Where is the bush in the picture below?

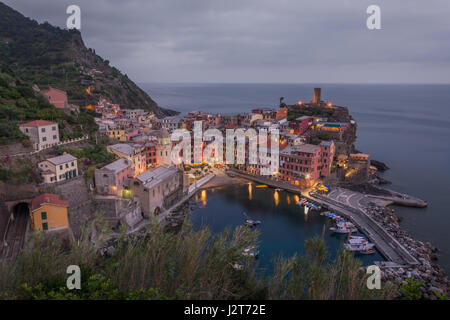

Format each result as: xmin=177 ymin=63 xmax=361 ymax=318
xmin=0 ymin=221 xmax=396 ymax=300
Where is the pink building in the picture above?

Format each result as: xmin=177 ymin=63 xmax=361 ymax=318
xmin=280 ymin=140 xmax=334 ymax=188
xmin=94 ymin=158 xmax=132 ymax=195
xmin=289 ymin=116 xmax=313 ymax=135
xmin=41 ymin=87 xmax=68 ymax=109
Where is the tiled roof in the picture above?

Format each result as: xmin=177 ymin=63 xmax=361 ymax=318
xmin=20 ymin=120 xmax=56 ymax=127
xmin=31 ymin=193 xmax=68 ymax=211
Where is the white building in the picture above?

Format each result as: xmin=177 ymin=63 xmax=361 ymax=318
xmin=19 ymin=120 xmax=60 ymax=150
xmin=38 ymin=153 xmax=78 ymax=183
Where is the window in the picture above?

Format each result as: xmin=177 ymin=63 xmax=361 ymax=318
xmin=25 ymin=128 xmax=29 ymax=133
xmin=66 ymin=163 xmax=69 ymax=168
xmin=41 ymin=128 xmax=46 ymax=133
xmin=71 ymin=162 xmax=74 ymax=167
xmin=41 ymin=212 xmax=47 ymax=220
xmin=42 ymin=222 xmax=48 ymax=231
xmin=53 ymin=135 xmax=57 ymax=139
xmin=52 ymin=126 xmax=56 ymax=131
xmin=42 ymin=137 xmax=47 ymax=142
xmin=60 ymin=165 xmax=63 ymax=170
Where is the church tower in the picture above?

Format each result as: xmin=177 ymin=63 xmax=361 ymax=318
xmin=156 ymin=127 xmax=172 ymax=167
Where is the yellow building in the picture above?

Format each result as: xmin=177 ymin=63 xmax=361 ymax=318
xmin=107 ymin=129 xmax=125 ymax=140
xmin=30 ymin=194 xmax=69 ymax=232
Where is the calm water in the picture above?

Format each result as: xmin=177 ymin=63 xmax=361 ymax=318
xmin=189 ymin=184 xmax=383 ymax=272
xmin=142 ymin=83 xmax=450 ymax=273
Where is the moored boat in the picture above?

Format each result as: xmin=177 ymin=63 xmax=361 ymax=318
xmin=244 ymin=219 xmax=261 ymax=227
xmin=242 ymin=246 xmax=260 ymax=257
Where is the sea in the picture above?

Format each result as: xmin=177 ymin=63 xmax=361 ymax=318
xmin=141 ymin=83 xmax=450 ymax=273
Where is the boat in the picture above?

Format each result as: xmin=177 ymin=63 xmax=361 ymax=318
xmin=244 ymin=219 xmax=261 ymax=228
xmin=359 ymin=249 xmax=375 ymax=255
xmin=255 ymin=185 xmax=268 ymax=188
xmin=242 ymin=246 xmax=259 ymax=257
xmin=232 ymin=263 xmax=244 ymax=270
xmin=344 ymin=242 xmax=375 ymax=251
xmin=275 ymin=188 xmax=282 ymax=192
xmin=336 ymin=221 xmax=355 ymax=229
xmin=330 ymin=225 xmax=357 ymax=234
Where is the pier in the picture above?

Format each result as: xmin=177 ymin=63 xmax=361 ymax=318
xmin=227 ymin=169 xmax=419 ymax=266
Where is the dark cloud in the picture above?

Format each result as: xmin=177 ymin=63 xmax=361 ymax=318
xmin=4 ymin=0 xmax=450 ymax=83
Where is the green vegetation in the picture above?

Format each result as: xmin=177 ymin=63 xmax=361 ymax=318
xmin=0 ymin=66 xmax=98 ymax=145
xmin=0 ymin=219 xmax=396 ymax=300
xmin=0 ymin=2 xmax=174 ymax=116
xmin=400 ymin=278 xmax=424 ymax=300
xmin=0 ymin=165 xmax=42 ymax=184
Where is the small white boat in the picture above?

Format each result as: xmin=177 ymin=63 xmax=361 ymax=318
xmin=232 ymin=263 xmax=244 ymax=270
xmin=242 ymin=246 xmax=260 ymax=257
xmin=344 ymin=242 xmax=375 ymax=251
xmin=245 ymin=219 xmax=261 ymax=227
xmin=336 ymin=221 xmax=355 ymax=229
xmin=330 ymin=225 xmax=357 ymax=234
xmin=275 ymin=188 xmax=282 ymax=192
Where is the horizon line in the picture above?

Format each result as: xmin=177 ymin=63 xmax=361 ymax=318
xmin=138 ymin=81 xmax=450 ymax=86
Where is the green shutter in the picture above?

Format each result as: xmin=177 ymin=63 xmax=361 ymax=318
xmin=41 ymin=212 xmax=47 ymax=220
xmin=42 ymin=222 xmax=48 ymax=231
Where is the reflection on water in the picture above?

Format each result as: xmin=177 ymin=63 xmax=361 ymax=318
xmin=201 ymin=190 xmax=207 ymax=207
xmin=190 ymin=184 xmax=384 ymax=272
xmin=294 ymin=195 xmax=300 ymax=203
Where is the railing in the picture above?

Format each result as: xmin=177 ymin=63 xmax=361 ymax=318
xmin=36 ymin=135 xmax=89 ymax=152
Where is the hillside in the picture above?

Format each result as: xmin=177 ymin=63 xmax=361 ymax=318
xmin=0 ymin=64 xmax=98 ymax=145
xmin=0 ymin=2 xmax=177 ymax=117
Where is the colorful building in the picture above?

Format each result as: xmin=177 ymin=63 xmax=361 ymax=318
xmin=289 ymin=116 xmax=314 ymax=135
xmin=107 ymin=143 xmax=146 ymax=177
xmin=38 ymin=153 xmax=78 ymax=183
xmin=30 ymin=194 xmax=69 ymax=232
xmin=279 ymin=141 xmax=334 ymax=188
xmin=94 ymin=158 xmax=132 ymax=195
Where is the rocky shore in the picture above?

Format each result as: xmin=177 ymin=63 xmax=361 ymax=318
xmin=365 ymin=205 xmax=449 ymax=299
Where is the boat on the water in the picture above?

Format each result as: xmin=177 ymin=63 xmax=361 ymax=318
xmin=330 ymin=224 xmax=357 ymax=234
xmin=344 ymin=242 xmax=375 ymax=252
xmin=244 ymin=219 xmax=261 ymax=228
xmin=242 ymin=246 xmax=260 ymax=257
xmin=275 ymin=188 xmax=282 ymax=191
xmin=359 ymin=249 xmax=375 ymax=255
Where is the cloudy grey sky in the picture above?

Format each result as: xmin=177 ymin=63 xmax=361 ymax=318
xmin=4 ymin=0 xmax=450 ymax=83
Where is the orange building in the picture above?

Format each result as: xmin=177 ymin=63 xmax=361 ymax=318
xmin=30 ymin=194 xmax=69 ymax=232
